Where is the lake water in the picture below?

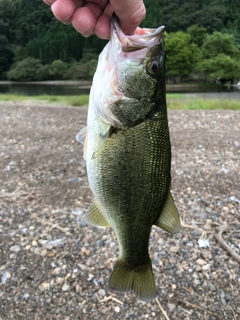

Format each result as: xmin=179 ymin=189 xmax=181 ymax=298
xmin=0 ymin=81 xmax=91 ymax=96
xmin=0 ymin=81 xmax=240 ymax=96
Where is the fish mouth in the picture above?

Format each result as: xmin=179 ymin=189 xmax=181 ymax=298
xmin=111 ymin=14 xmax=165 ymax=53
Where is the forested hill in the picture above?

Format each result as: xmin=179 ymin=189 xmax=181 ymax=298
xmin=1 ymin=0 xmax=240 ymax=81
xmin=144 ymin=0 xmax=240 ymax=36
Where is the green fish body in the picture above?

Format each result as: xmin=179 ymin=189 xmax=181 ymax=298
xmin=76 ymin=16 xmax=180 ymax=301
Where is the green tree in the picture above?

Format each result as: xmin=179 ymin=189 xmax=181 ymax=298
xmin=197 ymin=32 xmax=240 ymax=82
xmin=35 ymin=64 xmax=51 ymax=81
xmin=201 ymin=32 xmax=240 ymax=59
xmin=187 ymin=25 xmax=207 ymax=47
xmin=64 ymin=58 xmax=98 ymax=80
xmin=7 ymin=57 xmax=43 ymax=81
xmin=49 ymin=60 xmax=67 ymax=80
xmin=197 ymin=53 xmax=240 ymax=82
xmin=161 ymin=0 xmax=225 ymax=32
xmin=0 ymin=35 xmax=14 ymax=79
xmin=165 ymin=31 xmax=199 ymax=82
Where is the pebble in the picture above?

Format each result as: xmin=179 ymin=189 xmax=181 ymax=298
xmin=32 ymin=240 xmax=38 ymax=246
xmin=41 ymin=249 xmax=48 ymax=256
xmin=170 ymin=245 xmax=180 ymax=253
xmin=87 ymin=274 xmax=94 ymax=281
xmin=194 ymin=279 xmax=201 ymax=285
xmin=23 ymin=292 xmax=30 ymax=300
xmin=168 ymin=303 xmax=176 ymax=312
xmin=10 ymin=245 xmax=21 ymax=253
xmin=39 ymin=282 xmax=50 ymax=291
xmin=1 ymin=271 xmax=11 ymax=284
xmin=34 ymin=247 xmax=42 ymax=255
xmin=202 ymin=264 xmax=211 ymax=271
xmin=52 ymin=267 xmax=61 ymax=275
xmin=171 ymin=284 xmax=177 ymax=291
xmin=196 ymin=259 xmax=207 ymax=265
xmin=114 ymin=306 xmax=120 ymax=313
xmin=78 ymin=263 xmax=87 ymax=270
xmin=98 ymin=289 xmax=106 ymax=297
xmin=56 ymin=277 xmax=65 ymax=284
xmin=62 ymin=283 xmax=70 ymax=292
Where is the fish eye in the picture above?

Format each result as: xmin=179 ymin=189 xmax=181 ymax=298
xmin=147 ymin=60 xmax=161 ymax=75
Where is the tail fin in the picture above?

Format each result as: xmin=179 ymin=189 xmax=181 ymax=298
xmin=109 ymin=259 xmax=156 ymax=302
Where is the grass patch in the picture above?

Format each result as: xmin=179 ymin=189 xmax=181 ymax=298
xmin=167 ymin=97 xmax=240 ymax=110
xmin=0 ymin=94 xmax=89 ymax=107
xmin=166 ymin=93 xmax=188 ymax=99
xmin=1 ymin=93 xmax=240 ymax=110
xmin=186 ymin=98 xmax=240 ymax=110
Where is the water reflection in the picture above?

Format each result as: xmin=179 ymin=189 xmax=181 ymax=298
xmin=0 ymin=81 xmax=239 ymax=96
xmin=0 ymin=82 xmax=91 ymax=96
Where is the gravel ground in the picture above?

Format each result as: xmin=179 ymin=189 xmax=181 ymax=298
xmin=0 ymin=101 xmax=239 ymax=320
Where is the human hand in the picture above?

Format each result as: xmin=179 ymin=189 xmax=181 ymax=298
xmin=43 ymin=0 xmax=146 ymax=39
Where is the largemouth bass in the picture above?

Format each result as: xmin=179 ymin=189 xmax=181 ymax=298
xmin=76 ymin=16 xmax=181 ymax=302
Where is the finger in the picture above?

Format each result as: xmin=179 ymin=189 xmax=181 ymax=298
xmin=43 ymin=0 xmax=55 ymax=5
xmin=51 ymin=0 xmax=81 ymax=22
xmin=72 ymin=6 xmax=99 ymax=37
xmin=95 ymin=15 xmax=111 ymax=39
xmin=110 ymin=0 xmax=146 ymax=35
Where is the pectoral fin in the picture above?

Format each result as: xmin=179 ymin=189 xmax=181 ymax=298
xmin=92 ymin=125 xmax=112 ymax=159
xmin=76 ymin=127 xmax=87 ymax=145
xmin=76 ymin=127 xmax=88 ymax=160
xmin=85 ymin=199 xmax=110 ymax=228
xmin=155 ymin=190 xmax=181 ymax=233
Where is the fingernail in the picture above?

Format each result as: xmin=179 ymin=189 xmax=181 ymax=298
xmin=78 ymin=27 xmax=94 ymax=38
xmin=62 ymin=20 xmax=71 ymax=25
xmin=43 ymin=0 xmax=52 ymax=5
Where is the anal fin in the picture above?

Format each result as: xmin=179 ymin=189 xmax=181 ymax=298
xmin=85 ymin=199 xmax=110 ymax=228
xmin=155 ymin=190 xmax=181 ymax=233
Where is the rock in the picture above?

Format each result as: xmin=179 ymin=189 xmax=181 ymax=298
xmin=31 ymin=240 xmax=38 ymax=246
xmin=87 ymin=274 xmax=94 ymax=281
xmin=78 ymin=263 xmax=87 ymax=271
xmin=98 ymin=289 xmax=106 ymax=297
xmin=41 ymin=249 xmax=48 ymax=256
xmin=1 ymin=271 xmax=11 ymax=284
xmin=10 ymin=245 xmax=21 ymax=253
xmin=56 ymin=277 xmax=65 ymax=284
xmin=114 ymin=306 xmax=120 ymax=313
xmin=198 ymin=239 xmax=210 ymax=248
xmin=168 ymin=303 xmax=176 ymax=312
xmin=62 ymin=283 xmax=70 ymax=292
xmin=23 ymin=292 xmax=30 ymax=300
xmin=171 ymin=284 xmax=177 ymax=291
xmin=196 ymin=259 xmax=207 ymax=265
xmin=52 ymin=267 xmax=61 ymax=275
xmin=39 ymin=282 xmax=50 ymax=291
xmin=170 ymin=245 xmax=180 ymax=253
xmin=202 ymin=264 xmax=211 ymax=271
